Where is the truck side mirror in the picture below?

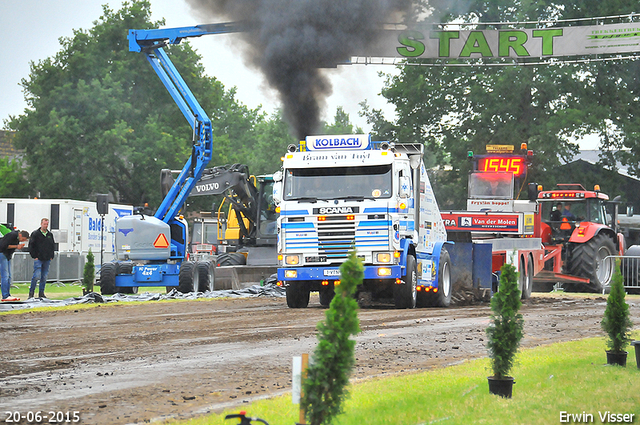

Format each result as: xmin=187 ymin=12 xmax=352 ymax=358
xmin=628 ymin=205 xmax=634 ymax=217
xmin=399 ymin=176 xmax=411 ymax=198
xmin=527 ymin=182 xmax=538 ymax=202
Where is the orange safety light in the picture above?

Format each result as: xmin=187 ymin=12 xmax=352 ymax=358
xmin=394 ymin=251 xmax=401 ymax=258
xmin=594 ymin=184 xmax=601 ymax=191
xmin=560 ymin=217 xmax=572 ymax=230
xmin=520 ymin=143 xmax=528 ymax=150
xmin=433 ymin=288 xmax=438 ymax=293
xmin=318 ymin=216 xmax=327 ymax=222
xmin=276 ymin=206 xmax=281 ymax=213
xmin=335 ymin=280 xmax=341 ymax=286
xmin=321 ymin=280 xmax=329 ymax=286
xmin=417 ymin=286 xmax=422 ymax=292
xmin=346 ymin=215 xmax=355 ymax=220
xmin=425 ymin=286 xmax=431 ymax=292
xmin=399 ymin=202 xmax=407 ymax=210
xmin=395 ymin=278 xmax=402 ymax=284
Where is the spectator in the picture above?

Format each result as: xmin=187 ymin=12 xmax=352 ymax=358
xmin=29 ymin=218 xmax=56 ymax=299
xmin=0 ymin=230 xmax=30 ymax=302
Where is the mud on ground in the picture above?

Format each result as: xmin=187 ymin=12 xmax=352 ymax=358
xmin=1 ymin=294 xmax=638 ymax=424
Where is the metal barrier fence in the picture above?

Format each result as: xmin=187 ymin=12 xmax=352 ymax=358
xmin=603 ymin=255 xmax=640 ymax=293
xmin=9 ymin=252 xmax=85 ymax=283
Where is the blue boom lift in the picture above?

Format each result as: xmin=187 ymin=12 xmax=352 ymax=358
xmin=99 ymin=24 xmax=248 ymax=294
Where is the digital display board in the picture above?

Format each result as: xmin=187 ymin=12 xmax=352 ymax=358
xmin=477 ymin=156 xmax=526 ymax=176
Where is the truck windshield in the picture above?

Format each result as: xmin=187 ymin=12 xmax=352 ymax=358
xmin=283 ymin=165 xmax=392 ymax=201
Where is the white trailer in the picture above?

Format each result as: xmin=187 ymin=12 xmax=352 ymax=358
xmin=0 ymin=198 xmax=133 ymax=263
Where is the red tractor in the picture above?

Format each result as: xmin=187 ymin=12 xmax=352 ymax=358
xmin=535 ymin=184 xmax=624 ymax=292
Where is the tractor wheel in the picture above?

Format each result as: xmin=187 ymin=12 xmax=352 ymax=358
xmin=394 ymin=255 xmax=417 ymax=309
xmin=568 ymin=234 xmax=616 ymax=292
xmin=116 ymin=262 xmax=138 ymax=294
xmin=286 ymin=283 xmax=310 ymax=308
xmin=196 ymin=261 xmax=215 ymax=292
xmin=433 ymin=248 xmax=452 ymax=307
xmin=178 ymin=261 xmax=199 ymax=293
xmin=99 ymin=263 xmax=117 ymax=295
xmin=216 ymin=252 xmax=247 ymax=266
xmin=319 ymin=288 xmax=335 ymax=307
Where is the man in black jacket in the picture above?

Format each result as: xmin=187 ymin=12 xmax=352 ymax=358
xmin=0 ymin=229 xmax=29 ymax=301
xmin=29 ymin=218 xmax=56 ymax=299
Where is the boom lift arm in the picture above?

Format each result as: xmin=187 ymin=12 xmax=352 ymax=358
xmin=127 ymin=23 xmax=241 ymax=225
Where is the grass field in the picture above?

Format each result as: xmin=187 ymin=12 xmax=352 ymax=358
xmin=170 ymin=334 xmax=640 ymax=425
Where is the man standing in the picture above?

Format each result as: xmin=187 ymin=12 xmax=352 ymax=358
xmin=29 ymin=218 xmax=56 ymax=299
xmin=0 ymin=229 xmax=29 ymax=301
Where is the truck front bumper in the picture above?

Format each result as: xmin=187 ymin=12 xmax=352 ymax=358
xmin=277 ymin=265 xmax=402 ymax=281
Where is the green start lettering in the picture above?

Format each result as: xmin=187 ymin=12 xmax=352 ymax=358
xmin=532 ymin=29 xmax=563 ymax=55
xmin=397 ymin=31 xmax=425 ymax=57
xmin=460 ymin=31 xmax=494 ymax=57
xmin=430 ymin=31 xmax=460 ymax=57
xmin=499 ymin=30 xmax=529 ymax=56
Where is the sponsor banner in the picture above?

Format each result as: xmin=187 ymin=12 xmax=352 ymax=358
xmin=362 ymin=23 xmax=640 ymax=60
xmin=467 ymin=199 xmax=513 ymax=211
xmin=442 ymin=212 xmax=521 ymax=233
xmin=306 ymin=134 xmax=370 ymax=151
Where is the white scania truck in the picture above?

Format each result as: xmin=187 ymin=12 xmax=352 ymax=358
xmin=274 ymin=134 xmax=454 ymax=308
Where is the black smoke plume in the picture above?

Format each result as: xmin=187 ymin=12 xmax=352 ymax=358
xmin=185 ymin=0 xmax=413 ymax=139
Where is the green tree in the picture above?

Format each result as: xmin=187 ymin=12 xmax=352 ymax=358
xmin=375 ymin=1 xmax=640 ymax=207
xmin=7 ymin=0 xmax=260 ymax=208
xmin=601 ymin=263 xmax=633 ymax=353
xmin=302 ymin=250 xmax=362 ymax=425
xmin=0 ymin=158 xmax=30 ymax=197
xmin=83 ymin=249 xmax=95 ymax=293
xmin=321 ymin=107 xmax=363 ymax=135
xmin=487 ymin=262 xmax=524 ymax=379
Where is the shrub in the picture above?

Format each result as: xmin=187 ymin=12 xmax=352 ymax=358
xmin=486 ymin=262 xmax=524 ymax=379
xmin=601 ymin=263 xmax=632 ymax=353
xmin=83 ymin=249 xmax=95 ymax=293
xmin=302 ymin=250 xmax=362 ymax=425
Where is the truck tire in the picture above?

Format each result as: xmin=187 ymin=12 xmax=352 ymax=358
xmin=100 ymin=263 xmax=117 ymax=295
xmin=568 ymin=234 xmax=616 ymax=292
xmin=394 ymin=255 xmax=417 ymax=309
xmin=433 ymin=248 xmax=452 ymax=307
xmin=286 ymin=283 xmax=310 ymax=308
xmin=178 ymin=261 xmax=198 ymax=293
xmin=116 ymin=262 xmax=138 ymax=294
xmin=196 ymin=260 xmax=215 ymax=292
xmin=319 ymin=288 xmax=335 ymax=307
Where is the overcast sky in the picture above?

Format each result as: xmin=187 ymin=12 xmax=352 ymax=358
xmin=0 ymin=0 xmax=398 ymax=133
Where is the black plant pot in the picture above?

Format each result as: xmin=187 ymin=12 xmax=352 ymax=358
xmin=606 ymin=350 xmax=628 ymax=367
xmin=632 ymin=341 xmax=640 ymax=369
xmin=488 ymin=376 xmax=515 ymax=398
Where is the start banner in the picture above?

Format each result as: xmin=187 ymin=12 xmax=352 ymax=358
xmin=364 ymin=22 xmax=640 ymax=60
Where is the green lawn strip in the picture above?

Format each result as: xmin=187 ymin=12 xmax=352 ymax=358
xmin=9 ymin=283 xmax=170 ymax=301
xmin=171 ymin=334 xmax=640 ymax=425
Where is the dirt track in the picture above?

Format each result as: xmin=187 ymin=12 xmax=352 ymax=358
xmin=1 ymin=294 xmax=638 ymax=424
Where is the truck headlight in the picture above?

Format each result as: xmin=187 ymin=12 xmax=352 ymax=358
xmin=376 ymin=252 xmax=392 ymax=264
xmin=285 ymin=255 xmax=300 ymax=265
xmin=284 ymin=270 xmax=298 ymax=278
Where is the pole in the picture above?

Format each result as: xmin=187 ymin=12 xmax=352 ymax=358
xmin=298 ymin=352 xmax=309 ymax=425
xmin=100 ymin=214 xmax=105 ymax=266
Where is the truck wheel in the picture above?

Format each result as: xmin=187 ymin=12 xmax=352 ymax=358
xmin=178 ymin=261 xmax=198 ymax=293
xmin=196 ymin=261 xmax=215 ymax=292
xmin=568 ymin=234 xmax=616 ymax=292
xmin=521 ymin=255 xmax=533 ymax=299
xmin=286 ymin=283 xmax=310 ymax=308
xmin=116 ymin=262 xmax=138 ymax=294
xmin=319 ymin=288 xmax=335 ymax=307
xmin=100 ymin=263 xmax=117 ymax=295
xmin=394 ymin=255 xmax=417 ymax=309
xmin=433 ymin=248 xmax=452 ymax=307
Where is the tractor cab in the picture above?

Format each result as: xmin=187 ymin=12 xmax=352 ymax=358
xmin=538 ymin=184 xmax=611 ymax=243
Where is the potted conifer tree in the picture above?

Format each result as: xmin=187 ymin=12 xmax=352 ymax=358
xmin=82 ymin=249 xmax=95 ymax=295
xmin=486 ymin=262 xmax=524 ymax=398
xmin=601 ymin=263 xmax=632 ymax=366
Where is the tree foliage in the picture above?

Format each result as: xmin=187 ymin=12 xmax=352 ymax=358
xmin=302 ymin=250 xmax=362 ymax=425
xmin=0 ymin=158 xmax=30 ymax=197
xmin=601 ymin=263 xmax=633 ymax=353
xmin=83 ymin=249 xmax=95 ymax=293
xmin=7 ymin=1 xmax=274 ymax=207
xmin=486 ymin=263 xmax=524 ymax=379
xmin=371 ymin=1 xmax=640 ymax=208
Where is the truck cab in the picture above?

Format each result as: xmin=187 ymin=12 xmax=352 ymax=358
xmin=274 ymin=135 xmax=452 ymax=309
